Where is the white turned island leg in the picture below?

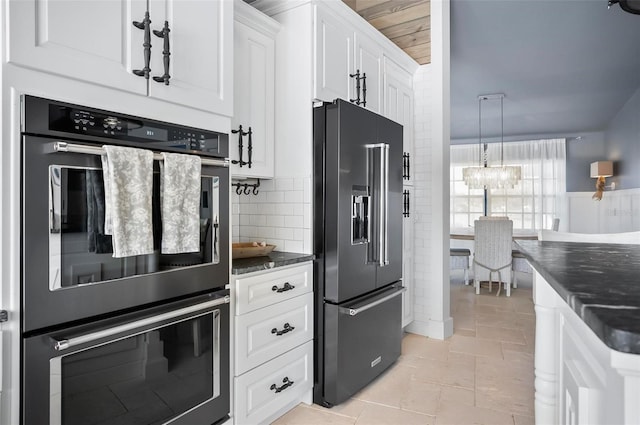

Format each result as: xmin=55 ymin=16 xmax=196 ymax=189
xmin=534 ymin=272 xmax=559 ymax=424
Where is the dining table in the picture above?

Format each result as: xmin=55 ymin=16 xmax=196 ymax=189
xmin=450 ymin=227 xmax=539 ymax=240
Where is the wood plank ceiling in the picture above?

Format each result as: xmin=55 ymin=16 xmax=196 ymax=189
xmin=342 ymin=0 xmax=430 ymax=65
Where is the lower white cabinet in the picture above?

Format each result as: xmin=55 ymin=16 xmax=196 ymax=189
xmin=232 ymin=262 xmax=314 ymax=424
xmin=235 ymin=292 xmax=313 ymax=374
xmin=234 ymin=341 xmax=313 ymax=425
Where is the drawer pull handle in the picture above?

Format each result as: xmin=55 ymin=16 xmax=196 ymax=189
xmin=272 ymin=282 xmax=295 ymax=293
xmin=270 ymin=377 xmax=294 ymax=393
xmin=271 ymin=322 xmax=295 ymax=336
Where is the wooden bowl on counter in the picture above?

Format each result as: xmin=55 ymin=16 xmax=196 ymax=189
xmin=232 ymin=242 xmax=276 ymax=259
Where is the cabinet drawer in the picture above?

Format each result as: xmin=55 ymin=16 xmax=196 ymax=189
xmin=235 ymin=292 xmax=313 ymax=375
xmin=233 ymin=262 xmax=312 ymax=315
xmin=234 ymin=341 xmax=313 ymax=425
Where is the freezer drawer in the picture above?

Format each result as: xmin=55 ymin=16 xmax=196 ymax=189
xmin=322 ymin=283 xmax=404 ymax=406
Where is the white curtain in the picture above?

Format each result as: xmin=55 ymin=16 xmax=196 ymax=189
xmin=451 ymin=138 xmax=567 ymax=230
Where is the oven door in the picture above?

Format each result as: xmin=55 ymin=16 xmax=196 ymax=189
xmin=22 ymin=136 xmax=230 ymax=332
xmin=23 ymin=292 xmax=230 ymax=425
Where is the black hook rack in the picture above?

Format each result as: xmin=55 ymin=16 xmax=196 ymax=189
xmin=232 ymin=179 xmax=260 ymax=196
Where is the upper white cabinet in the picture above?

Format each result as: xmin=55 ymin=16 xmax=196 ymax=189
xmin=313 ymin=3 xmax=382 ymax=114
xmin=313 ymin=6 xmax=353 ymax=104
xmin=232 ymin=0 xmax=279 ymax=178
xmin=384 ymin=57 xmax=415 ymax=185
xmin=8 ymin=0 xmax=233 ymax=115
xmin=355 ymin=33 xmax=382 ymax=114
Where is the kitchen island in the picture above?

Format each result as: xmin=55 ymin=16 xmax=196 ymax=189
xmin=515 ymin=240 xmax=640 ymax=425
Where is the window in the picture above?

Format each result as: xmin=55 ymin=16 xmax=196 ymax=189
xmin=450 ymin=139 xmax=566 ymax=230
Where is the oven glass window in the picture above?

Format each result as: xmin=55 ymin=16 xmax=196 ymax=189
xmin=50 ymin=311 xmax=220 ymax=425
xmin=49 ymin=166 xmax=220 ymax=290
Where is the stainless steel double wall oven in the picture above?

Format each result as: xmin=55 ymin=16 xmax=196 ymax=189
xmin=21 ymin=96 xmax=231 ymax=425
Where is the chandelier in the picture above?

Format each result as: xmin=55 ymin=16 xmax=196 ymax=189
xmin=462 ymin=94 xmax=522 ymax=189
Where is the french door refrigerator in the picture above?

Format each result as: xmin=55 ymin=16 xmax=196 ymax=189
xmin=313 ymin=99 xmax=405 ymax=407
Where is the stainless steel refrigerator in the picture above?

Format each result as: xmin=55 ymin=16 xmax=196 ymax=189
xmin=313 ymin=99 xmax=405 ymax=407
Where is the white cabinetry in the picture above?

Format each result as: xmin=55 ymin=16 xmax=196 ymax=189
xmin=533 ymin=271 xmax=640 ymax=425
xmin=385 ymin=56 xmax=415 ymax=328
xmin=232 ymin=262 xmax=314 ymax=424
xmin=402 ymin=188 xmax=414 ymax=328
xmin=8 ymin=0 xmax=232 ymax=115
xmin=232 ymin=1 xmax=279 ymax=178
xmin=313 ymin=2 xmax=382 ymax=113
xmin=384 ymin=57 xmax=415 ymax=185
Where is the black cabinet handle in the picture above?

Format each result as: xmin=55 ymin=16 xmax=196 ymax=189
xmin=247 ymin=127 xmax=253 ymax=169
xmin=152 ymin=21 xmax=171 ymax=85
xmin=272 ymin=282 xmax=295 ymax=293
xmin=350 ymin=69 xmax=361 ymax=105
xmin=231 ymin=125 xmax=249 ymax=167
xmin=361 ymin=72 xmax=367 ymax=107
xmin=403 ymin=190 xmax=410 ymax=218
xmin=403 ymin=153 xmax=411 ymax=180
xmin=270 ymin=377 xmax=294 ymax=393
xmin=132 ymin=11 xmax=152 ymax=79
xmin=271 ymin=322 xmax=295 ymax=336
xmin=0 ymin=310 xmax=7 ymax=323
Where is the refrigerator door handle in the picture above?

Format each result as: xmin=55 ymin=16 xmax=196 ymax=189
xmin=338 ymin=286 xmax=406 ymax=316
xmin=382 ymin=143 xmax=389 ymax=266
xmin=366 ymin=143 xmax=390 ymax=267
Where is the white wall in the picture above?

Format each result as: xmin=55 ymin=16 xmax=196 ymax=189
xmin=567 ymin=188 xmax=640 ymax=233
xmin=405 ymin=0 xmax=453 ymax=340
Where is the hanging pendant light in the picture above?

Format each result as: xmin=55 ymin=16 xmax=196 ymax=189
xmin=462 ymin=94 xmax=522 ymax=189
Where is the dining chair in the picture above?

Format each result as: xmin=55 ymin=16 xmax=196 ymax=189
xmin=473 ymin=219 xmax=513 ymax=296
xmin=450 ymin=248 xmax=471 ymax=285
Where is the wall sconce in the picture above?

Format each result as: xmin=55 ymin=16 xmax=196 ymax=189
xmin=590 ymin=161 xmax=614 ymax=201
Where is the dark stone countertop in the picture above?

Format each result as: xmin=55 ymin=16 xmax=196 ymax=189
xmin=232 ymin=251 xmax=314 ymax=275
xmin=516 ymin=240 xmax=640 ymax=354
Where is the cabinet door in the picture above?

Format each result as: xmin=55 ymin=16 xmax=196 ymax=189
xmin=402 ymin=188 xmax=414 ymax=328
xmin=384 ymin=62 xmax=414 ymax=185
xmin=8 ymin=0 xmax=146 ymax=95
xmin=231 ymin=20 xmax=275 ymax=178
xmin=355 ymin=33 xmax=382 ymax=114
xmin=148 ymin=0 xmax=233 ymax=115
xmin=313 ymin=5 xmax=353 ymax=103
xmin=234 ymin=341 xmax=313 ymax=425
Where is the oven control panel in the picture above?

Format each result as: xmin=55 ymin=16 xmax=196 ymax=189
xmin=22 ymin=95 xmax=228 ymax=158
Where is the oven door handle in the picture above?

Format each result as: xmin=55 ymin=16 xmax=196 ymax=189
xmin=52 ymin=295 xmax=230 ymax=351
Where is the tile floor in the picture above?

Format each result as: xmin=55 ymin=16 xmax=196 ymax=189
xmin=272 ymin=272 xmax=536 ymax=425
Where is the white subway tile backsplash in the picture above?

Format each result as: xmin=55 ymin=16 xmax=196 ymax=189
xmin=284 ymin=190 xmax=304 ymax=203
xmin=266 ymin=215 xmax=285 ymax=228
xmin=276 ymin=227 xmax=294 ymax=240
xmin=284 ymin=240 xmax=304 ymax=253
xmin=275 ymin=178 xmax=294 ymax=191
xmin=266 ymin=191 xmax=285 ymax=203
xmin=232 ymin=176 xmax=313 ymax=254
xmin=283 ymin=215 xmax=303 ymax=229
